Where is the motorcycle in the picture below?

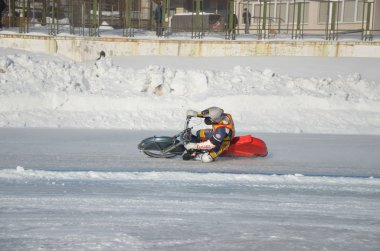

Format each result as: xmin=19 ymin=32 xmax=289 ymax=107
xmin=138 ymin=117 xmax=268 ymax=159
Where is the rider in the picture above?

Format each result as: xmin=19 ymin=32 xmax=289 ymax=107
xmin=184 ymin=107 xmax=235 ymax=163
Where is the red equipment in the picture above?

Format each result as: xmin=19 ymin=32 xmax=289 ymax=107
xmin=222 ymin=135 xmax=268 ymax=157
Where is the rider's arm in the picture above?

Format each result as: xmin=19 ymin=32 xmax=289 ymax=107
xmin=185 ymin=127 xmax=227 ymax=150
xmin=186 ymin=110 xmax=203 ymax=118
xmin=209 ymin=127 xmax=227 ymax=146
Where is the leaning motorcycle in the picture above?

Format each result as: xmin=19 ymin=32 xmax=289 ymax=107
xmin=138 ymin=117 xmax=268 ymax=159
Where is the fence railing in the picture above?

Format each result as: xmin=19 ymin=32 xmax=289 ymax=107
xmin=0 ymin=0 xmax=378 ymax=41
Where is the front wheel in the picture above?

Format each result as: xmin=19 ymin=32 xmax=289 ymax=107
xmin=142 ymin=149 xmax=178 ymax=158
xmin=138 ymin=136 xmax=186 ymax=158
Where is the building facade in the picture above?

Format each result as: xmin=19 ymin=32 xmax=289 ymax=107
xmin=235 ymin=0 xmax=379 ymax=36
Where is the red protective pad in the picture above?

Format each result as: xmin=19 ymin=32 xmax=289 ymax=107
xmin=222 ymin=135 xmax=268 ymax=157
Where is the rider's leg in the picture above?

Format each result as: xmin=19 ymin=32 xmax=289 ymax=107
xmin=198 ymin=141 xmax=231 ymax=163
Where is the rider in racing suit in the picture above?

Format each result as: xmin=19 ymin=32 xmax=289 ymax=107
xmin=184 ymin=107 xmax=235 ymax=163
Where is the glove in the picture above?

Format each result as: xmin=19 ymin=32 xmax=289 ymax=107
xmin=186 ymin=110 xmax=198 ymax=117
xmin=184 ymin=142 xmax=197 ymax=150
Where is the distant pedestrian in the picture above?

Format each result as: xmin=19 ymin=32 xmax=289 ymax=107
xmin=0 ymin=0 xmax=7 ymax=29
xmin=154 ymin=1 xmax=163 ymax=37
xmin=242 ymin=8 xmax=251 ymax=34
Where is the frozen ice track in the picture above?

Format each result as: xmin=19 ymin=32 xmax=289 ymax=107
xmin=1 ymin=128 xmax=380 ymax=177
xmin=1 ymin=128 xmax=380 ymax=250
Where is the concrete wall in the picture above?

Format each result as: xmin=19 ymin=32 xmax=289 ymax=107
xmin=0 ymin=34 xmax=379 ymax=61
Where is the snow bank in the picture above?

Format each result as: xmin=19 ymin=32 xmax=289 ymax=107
xmin=1 ymin=167 xmax=379 ymax=190
xmin=0 ymin=52 xmax=379 ymax=134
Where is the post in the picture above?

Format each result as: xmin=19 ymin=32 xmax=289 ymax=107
xmin=165 ymin=0 xmax=171 ymax=37
xmin=292 ymin=0 xmax=305 ymax=40
xmin=162 ymin=0 xmax=167 ymax=37
xmin=90 ymin=0 xmax=99 ymax=36
xmin=259 ymin=0 xmax=268 ymax=39
xmin=262 ymin=0 xmax=267 ymax=36
xmin=123 ymin=0 xmax=135 ymax=37
xmin=226 ymin=0 xmax=236 ymax=40
xmin=19 ymin=0 xmax=28 ymax=33
xmin=277 ymin=0 xmax=282 ymax=35
xmin=325 ymin=0 xmax=330 ymax=40
xmin=192 ymin=0 xmax=202 ymax=39
xmin=56 ymin=0 xmax=61 ymax=34
xmin=81 ymin=1 xmax=85 ymax=36
xmin=48 ymin=0 xmax=58 ymax=35
xmin=330 ymin=1 xmax=337 ymax=39
xmin=362 ymin=0 xmax=374 ymax=41
xmin=69 ymin=0 xmax=74 ymax=34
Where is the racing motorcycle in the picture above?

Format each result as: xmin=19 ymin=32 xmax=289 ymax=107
xmin=138 ymin=117 xmax=268 ymax=159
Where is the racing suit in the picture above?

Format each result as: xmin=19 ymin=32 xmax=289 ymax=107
xmin=186 ymin=113 xmax=235 ymax=162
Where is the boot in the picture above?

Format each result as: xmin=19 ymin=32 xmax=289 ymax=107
xmin=182 ymin=150 xmax=197 ymax=160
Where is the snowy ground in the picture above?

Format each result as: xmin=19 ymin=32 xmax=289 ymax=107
xmin=1 ymin=48 xmax=380 ymax=250
xmin=1 ymin=48 xmax=380 ymax=134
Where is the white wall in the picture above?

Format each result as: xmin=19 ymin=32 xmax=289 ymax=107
xmin=0 ymin=34 xmax=379 ymax=61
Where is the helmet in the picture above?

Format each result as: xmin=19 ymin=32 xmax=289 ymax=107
xmin=201 ymin=107 xmax=224 ymax=123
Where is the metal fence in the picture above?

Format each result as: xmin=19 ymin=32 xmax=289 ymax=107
xmin=0 ymin=0 xmax=378 ymax=41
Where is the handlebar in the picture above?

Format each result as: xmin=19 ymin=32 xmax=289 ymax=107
xmin=185 ymin=116 xmax=192 ymax=130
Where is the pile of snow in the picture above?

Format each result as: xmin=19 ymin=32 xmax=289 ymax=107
xmin=2 ymin=166 xmax=379 ymax=188
xmin=0 ymin=51 xmax=379 ymax=134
